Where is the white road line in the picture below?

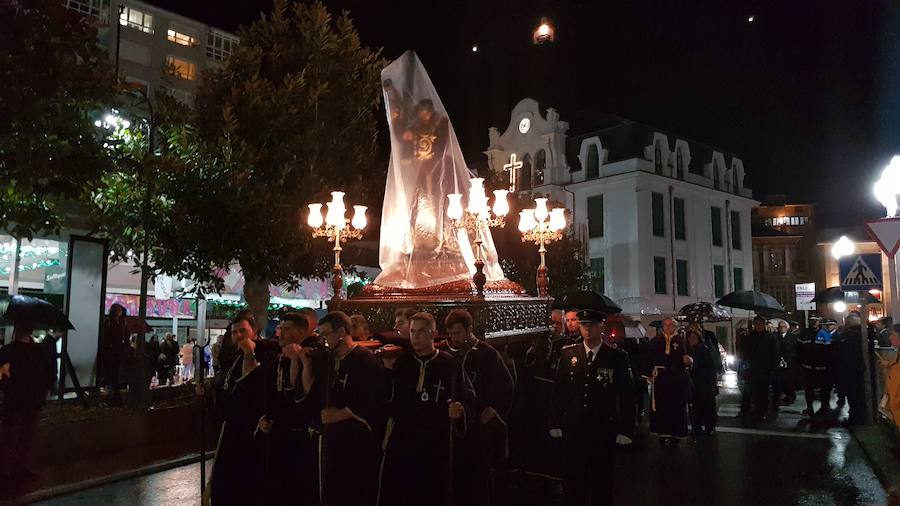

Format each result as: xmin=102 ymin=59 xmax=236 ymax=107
xmin=715 ymin=425 xmax=835 ymax=440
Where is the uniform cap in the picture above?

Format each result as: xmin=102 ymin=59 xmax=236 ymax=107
xmin=822 ymin=319 xmax=838 ymax=325
xmin=576 ymin=309 xmax=607 ymax=324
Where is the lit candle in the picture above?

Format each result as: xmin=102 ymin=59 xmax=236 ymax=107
xmin=549 ymin=208 xmax=566 ymax=231
xmin=534 ymin=198 xmax=549 ymax=222
xmin=351 ymin=205 xmax=367 ymax=229
xmin=492 ymin=189 xmax=509 ymax=217
xmin=518 ymin=209 xmax=537 ymax=233
xmin=447 ymin=194 xmax=464 ymax=220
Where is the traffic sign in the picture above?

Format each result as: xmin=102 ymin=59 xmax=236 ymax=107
xmin=866 ymin=217 xmax=900 ymax=257
xmin=795 ymin=282 xmax=816 ymax=311
xmin=839 ymin=254 xmax=883 ymax=291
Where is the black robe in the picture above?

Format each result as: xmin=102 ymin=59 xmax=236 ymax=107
xmin=320 ymin=344 xmax=383 ymax=506
xmin=447 ymin=339 xmax=515 ymax=506
xmin=211 ymin=341 xmax=278 ymax=506
xmin=645 ymin=333 xmax=690 ymax=438
xmin=379 ymin=350 xmax=469 ymax=506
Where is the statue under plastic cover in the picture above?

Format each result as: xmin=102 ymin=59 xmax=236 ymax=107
xmin=374 ymin=51 xmax=504 ymax=289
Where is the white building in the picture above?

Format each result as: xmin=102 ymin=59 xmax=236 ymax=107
xmin=64 ymin=0 xmax=239 ymax=104
xmin=485 ymin=99 xmax=758 ymax=341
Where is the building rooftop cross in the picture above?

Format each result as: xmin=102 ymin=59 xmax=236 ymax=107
xmin=503 ymin=153 xmax=524 ymax=192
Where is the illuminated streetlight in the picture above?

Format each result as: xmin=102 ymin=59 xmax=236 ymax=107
xmin=307 ymin=191 xmax=366 ymax=302
xmin=833 ymin=301 xmax=847 ymax=313
xmin=831 ymin=235 xmax=855 ymax=260
xmin=874 ymin=156 xmax=900 ymax=218
xmin=532 ymin=17 xmax=555 ymax=44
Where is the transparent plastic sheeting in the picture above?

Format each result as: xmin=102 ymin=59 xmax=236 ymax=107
xmin=374 ymin=51 xmax=504 ymax=289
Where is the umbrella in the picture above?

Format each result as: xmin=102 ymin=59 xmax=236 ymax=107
xmin=811 ymin=286 xmax=879 ymax=305
xmin=0 ymin=294 xmax=74 ymax=330
xmin=676 ymin=302 xmax=731 ymax=323
xmin=556 ymin=290 xmax=622 ymax=314
xmin=616 ymin=297 xmax=662 ymax=316
xmin=716 ymin=290 xmax=785 ymax=315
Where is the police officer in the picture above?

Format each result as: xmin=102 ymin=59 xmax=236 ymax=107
xmin=549 ymin=310 xmax=635 ymax=506
xmin=798 ymin=316 xmax=833 ymax=416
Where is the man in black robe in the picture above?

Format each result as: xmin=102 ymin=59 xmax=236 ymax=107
xmin=257 ymin=311 xmax=325 ymax=505
xmin=210 ymin=312 xmax=279 ymax=506
xmin=744 ymin=316 xmax=780 ymax=422
xmin=444 ymin=309 xmax=515 ymax=506
xmin=307 ymin=311 xmax=383 ymax=506
xmin=549 ymin=310 xmax=635 ymax=506
xmin=645 ymin=317 xmax=691 ymax=444
xmin=379 ymin=312 xmax=467 ymax=506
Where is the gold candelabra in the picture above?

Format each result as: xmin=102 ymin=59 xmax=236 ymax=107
xmin=307 ymin=191 xmax=367 ymax=302
xmin=519 ymin=198 xmax=566 ymax=297
xmin=447 ymin=178 xmax=509 ymax=297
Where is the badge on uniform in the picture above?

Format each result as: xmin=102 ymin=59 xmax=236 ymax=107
xmin=570 ymin=356 xmax=578 ymax=367
xmin=421 ymin=391 xmax=429 ymax=402
xmin=596 ymin=368 xmax=614 ymax=385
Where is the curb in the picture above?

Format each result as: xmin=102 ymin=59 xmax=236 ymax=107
xmin=1 ymin=452 xmax=215 ymax=506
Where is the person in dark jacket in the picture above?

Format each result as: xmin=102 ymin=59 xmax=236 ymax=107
xmin=686 ymin=326 xmax=717 ymax=436
xmin=775 ymin=321 xmax=800 ymax=405
xmin=100 ymin=303 xmax=129 ymax=403
xmin=644 ymin=318 xmax=691 ymax=444
xmin=797 ymin=316 xmax=834 ymax=416
xmin=743 ymin=316 xmax=780 ymax=423
xmin=834 ymin=313 xmax=868 ymax=426
xmin=159 ymin=333 xmax=180 ymax=386
xmin=0 ymin=324 xmax=55 ymax=481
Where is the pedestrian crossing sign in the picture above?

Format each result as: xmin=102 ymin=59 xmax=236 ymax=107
xmin=839 ymin=253 xmax=882 ymax=291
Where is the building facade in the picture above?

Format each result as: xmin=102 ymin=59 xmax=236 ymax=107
xmin=751 ymin=197 xmax=823 ymax=315
xmin=485 ymin=99 xmax=758 ymax=343
xmin=65 ymin=0 xmax=238 ymax=104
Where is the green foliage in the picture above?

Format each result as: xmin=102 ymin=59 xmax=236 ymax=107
xmin=152 ymin=1 xmax=385 ymax=316
xmin=0 ymin=0 xmax=115 ymax=239
xmin=492 ymin=193 xmax=591 ymax=298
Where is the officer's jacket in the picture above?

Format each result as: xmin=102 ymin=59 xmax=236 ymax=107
xmin=797 ymin=327 xmax=832 ymax=370
xmin=550 ymin=342 xmax=635 ymax=437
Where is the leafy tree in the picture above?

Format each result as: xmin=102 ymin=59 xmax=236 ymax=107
xmin=161 ymin=1 xmax=386 ymax=326
xmin=0 ymin=0 xmax=115 ymax=239
xmin=492 ymin=192 xmax=592 ymax=299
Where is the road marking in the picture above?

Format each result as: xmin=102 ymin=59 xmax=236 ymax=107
xmin=716 ymin=426 xmax=834 ymax=440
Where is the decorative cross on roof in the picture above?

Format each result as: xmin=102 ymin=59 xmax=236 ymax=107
xmin=503 ymin=153 xmax=523 ymax=192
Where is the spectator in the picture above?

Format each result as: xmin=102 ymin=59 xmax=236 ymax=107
xmin=181 ymin=338 xmax=195 ymax=381
xmin=211 ymin=333 xmax=224 ymax=374
xmin=100 ymin=303 xmax=129 ymax=404
xmin=159 ymin=333 xmax=179 ymax=385
xmin=879 ymin=324 xmax=900 ymax=427
xmin=0 ymin=324 xmax=55 ymax=481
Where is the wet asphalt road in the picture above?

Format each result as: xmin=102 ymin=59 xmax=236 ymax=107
xmin=36 ymin=382 xmax=887 ymax=506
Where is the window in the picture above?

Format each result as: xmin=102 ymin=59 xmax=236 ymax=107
xmin=586 ymin=144 xmax=600 ymax=179
xmin=769 ymin=248 xmax=786 ymax=275
xmin=652 ymin=192 xmax=665 ymax=237
xmin=713 ymin=265 xmax=725 ymax=298
xmin=165 ymin=87 xmax=194 ymax=104
xmin=654 ymin=142 xmax=663 ymax=174
xmin=207 ymin=31 xmax=238 ymax=61
xmin=676 ymin=259 xmax=689 ymax=296
xmin=654 ymin=256 xmax=667 ymax=294
xmin=733 ymin=267 xmax=744 ymax=291
xmin=65 ymin=0 xmax=105 ymax=19
xmin=674 ymin=197 xmax=686 ymax=240
xmin=587 ymin=195 xmax=603 ymax=238
xmin=711 ymin=207 xmax=723 ymax=247
xmin=534 ymin=150 xmax=546 ymax=186
xmin=120 ymin=7 xmax=153 ymax=34
xmin=520 ymin=154 xmax=533 ymax=191
xmin=168 ymin=29 xmax=198 ymax=47
xmin=166 ymin=55 xmax=196 ymax=80
xmin=676 ymin=150 xmax=685 ymax=179
xmin=713 ymin=166 xmax=720 ymax=189
xmin=730 ymin=211 xmax=742 ymax=250
xmin=590 ymin=257 xmax=605 ymax=294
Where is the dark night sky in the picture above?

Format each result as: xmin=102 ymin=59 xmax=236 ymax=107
xmin=151 ymin=0 xmax=900 ymax=228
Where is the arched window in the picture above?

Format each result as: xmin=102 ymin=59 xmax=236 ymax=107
xmin=586 ymin=144 xmax=600 ymax=179
xmin=676 ymin=149 xmax=685 ymax=179
xmin=520 ymin=153 xmax=533 ymax=191
xmin=654 ymin=142 xmax=663 ymax=175
xmin=713 ymin=163 xmax=720 ymax=189
xmin=534 ymin=149 xmax=546 ymax=186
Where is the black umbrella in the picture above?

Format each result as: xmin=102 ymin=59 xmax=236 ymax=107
xmin=676 ymin=302 xmax=731 ymax=322
xmin=0 ymin=294 xmax=74 ymax=330
xmin=716 ymin=290 xmax=785 ymax=315
xmin=556 ymin=290 xmax=622 ymax=314
xmin=811 ymin=286 xmax=879 ymax=305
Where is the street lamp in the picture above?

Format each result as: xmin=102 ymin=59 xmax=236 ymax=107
xmin=831 ymin=235 xmax=855 ymax=260
xmin=833 ymin=301 xmax=847 ymax=313
xmin=519 ymin=198 xmax=566 ymax=297
xmin=873 ymin=156 xmax=900 ymax=218
xmin=447 ymin=178 xmax=508 ymax=297
xmin=307 ymin=191 xmax=366 ymax=302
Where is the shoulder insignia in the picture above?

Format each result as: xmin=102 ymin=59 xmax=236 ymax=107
xmin=561 ymin=343 xmax=578 ymax=350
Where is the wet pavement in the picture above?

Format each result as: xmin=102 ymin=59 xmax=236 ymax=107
xmin=33 ymin=383 xmax=888 ymax=506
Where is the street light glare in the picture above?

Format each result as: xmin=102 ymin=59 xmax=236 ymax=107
xmin=831 ymin=235 xmax=855 ymax=260
xmin=833 ymin=301 xmax=847 ymax=313
xmin=873 ymin=155 xmax=900 ymax=218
